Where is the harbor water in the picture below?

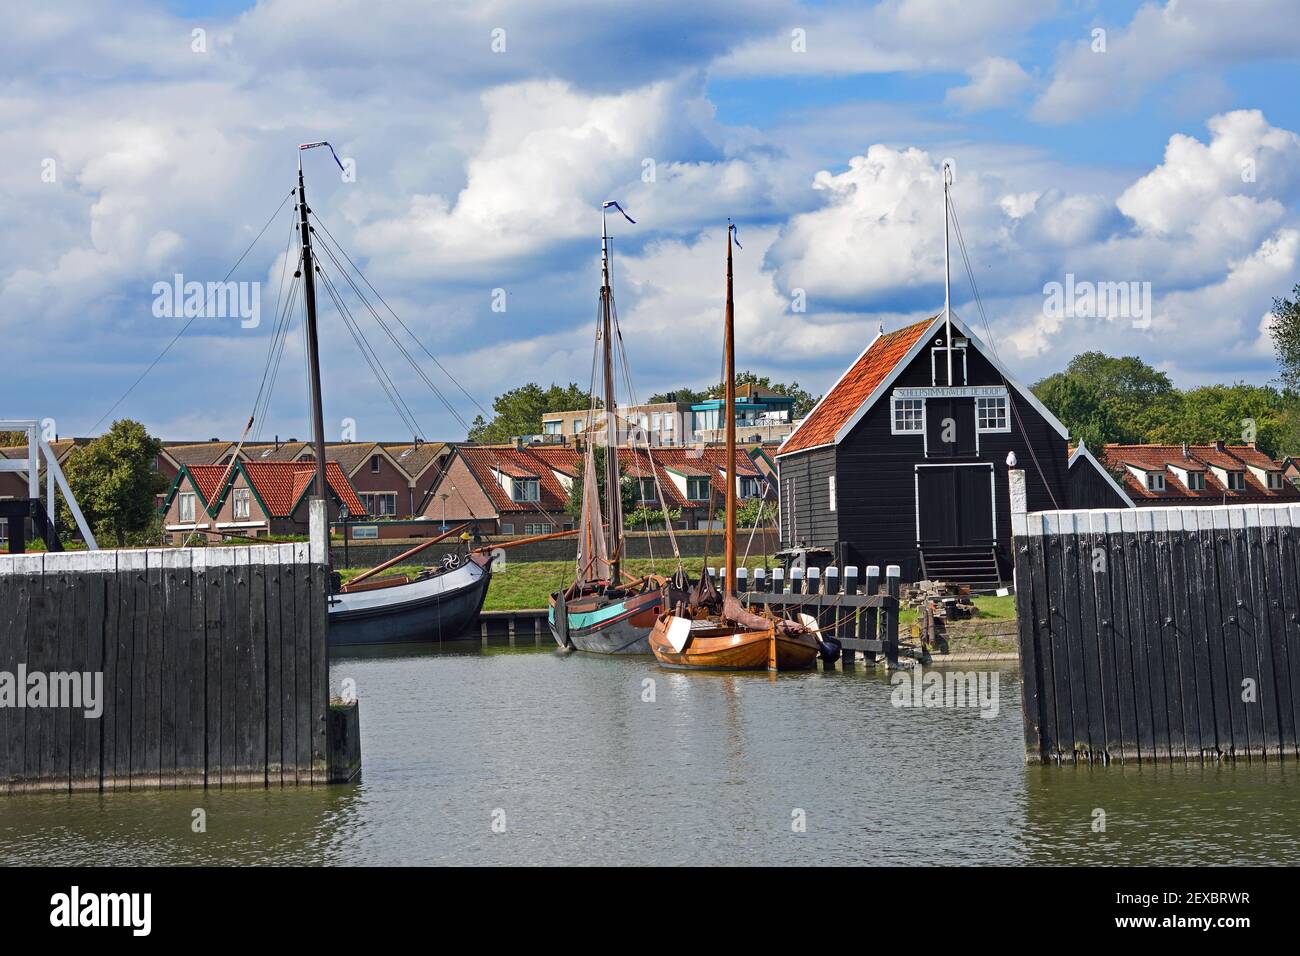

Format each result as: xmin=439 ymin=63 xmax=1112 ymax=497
xmin=2 ymin=644 xmax=1298 ymax=866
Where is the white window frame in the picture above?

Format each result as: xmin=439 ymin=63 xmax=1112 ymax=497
xmin=1268 ymin=472 xmax=1284 ymax=490
xmin=638 ymin=477 xmax=656 ymax=502
xmin=179 ymin=492 xmax=196 ymax=523
xmin=1187 ymin=472 xmax=1205 ymax=491
xmin=891 ymin=396 xmax=925 ymax=435
xmin=687 ymin=476 xmax=711 ymax=501
xmin=233 ymin=487 xmax=251 ymax=520
xmin=511 ymin=477 xmax=541 ymax=503
xmin=975 ymin=396 xmax=1010 ymax=433
xmin=1227 ymin=471 xmax=1246 ymax=491
xmin=524 ymin=523 xmax=553 ymax=536
xmin=1146 ymin=472 xmax=1166 ymax=492
xmin=930 ymin=344 xmax=968 ymax=386
xmin=500 ymin=522 xmax=515 ymax=534
xmin=828 ymin=475 xmax=836 ymax=512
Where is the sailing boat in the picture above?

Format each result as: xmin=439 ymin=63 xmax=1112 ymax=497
xmin=289 ymin=143 xmax=495 ymax=646
xmin=647 ymin=223 xmax=819 ymax=671
xmin=548 ymin=201 xmax=688 ymax=654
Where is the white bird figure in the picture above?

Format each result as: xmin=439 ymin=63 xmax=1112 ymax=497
xmin=1006 ymin=451 xmax=1018 ymax=468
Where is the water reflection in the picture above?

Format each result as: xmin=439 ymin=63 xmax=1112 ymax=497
xmin=1 ymin=653 xmax=1297 ymax=865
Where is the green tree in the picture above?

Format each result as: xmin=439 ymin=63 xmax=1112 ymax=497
xmin=625 ymin=505 xmax=682 ymax=529
xmin=1031 ymin=373 xmax=1127 ymax=448
xmin=647 ymin=387 xmax=709 ymax=404
xmin=565 ymin=445 xmax=636 ymax=524
xmin=1147 ymin=383 xmax=1289 ymax=456
xmin=1269 ymin=283 xmax=1300 ymax=390
xmin=468 ymin=382 xmax=594 ymax=443
xmin=717 ymin=495 xmax=777 ymax=529
xmin=58 ymin=419 xmax=167 ymax=548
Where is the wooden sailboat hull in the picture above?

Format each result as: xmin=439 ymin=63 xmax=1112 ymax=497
xmin=327 ymin=556 xmax=491 ymax=645
xmin=647 ymin=614 xmax=820 ymax=671
xmin=547 ymin=585 xmax=666 ymax=655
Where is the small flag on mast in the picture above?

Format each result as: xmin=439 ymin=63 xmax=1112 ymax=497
xmin=602 ymin=200 xmax=635 ymax=224
xmin=299 ymin=141 xmax=347 ymax=173
xmin=729 ymin=221 xmax=742 ymax=249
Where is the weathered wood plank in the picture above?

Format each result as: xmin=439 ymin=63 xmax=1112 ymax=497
xmin=1013 ymin=525 xmax=1042 ymax=760
xmin=1103 ymin=513 xmax=1138 ymax=761
xmin=1153 ymin=511 xmax=1185 ymax=760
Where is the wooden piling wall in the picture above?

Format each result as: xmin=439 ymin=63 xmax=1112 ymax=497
xmin=0 ymin=543 xmax=329 ymax=793
xmin=1012 ymin=504 xmax=1300 ymax=764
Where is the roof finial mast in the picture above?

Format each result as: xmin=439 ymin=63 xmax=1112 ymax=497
xmin=943 ymin=160 xmax=954 ymax=387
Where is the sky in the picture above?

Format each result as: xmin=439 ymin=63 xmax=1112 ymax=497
xmin=3 ymin=0 xmax=1300 ymax=444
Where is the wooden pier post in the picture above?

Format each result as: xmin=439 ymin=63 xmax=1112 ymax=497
xmin=771 ymin=566 xmax=784 ymax=595
xmin=753 ymin=567 xmax=767 ymax=594
xmin=736 ymin=566 xmax=748 ymax=594
xmin=883 ymin=565 xmax=901 ymax=669
xmin=863 ymin=566 xmax=880 ymax=663
xmin=840 ymin=566 xmax=858 ymax=667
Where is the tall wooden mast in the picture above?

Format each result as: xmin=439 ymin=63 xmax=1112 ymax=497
xmin=296 ymin=150 xmax=330 ymax=525
xmin=599 ymin=203 xmax=622 ymax=581
xmin=723 ymin=221 xmax=737 ymax=598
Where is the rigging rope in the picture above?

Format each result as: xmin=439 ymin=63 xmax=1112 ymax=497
xmin=88 ymin=189 xmax=296 ymax=434
xmin=947 ymin=193 xmax=1062 ymax=510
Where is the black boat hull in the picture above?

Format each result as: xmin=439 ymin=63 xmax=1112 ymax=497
xmin=328 ymin=558 xmax=491 ymax=646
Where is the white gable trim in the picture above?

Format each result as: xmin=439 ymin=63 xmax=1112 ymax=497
xmin=775 ymin=326 xmax=885 ymax=458
xmin=1068 ymin=441 xmax=1136 ymax=509
xmin=781 ymin=312 xmax=1070 ymax=457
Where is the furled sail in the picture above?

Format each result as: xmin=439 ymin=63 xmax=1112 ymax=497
xmin=576 ymin=440 xmax=612 ymax=583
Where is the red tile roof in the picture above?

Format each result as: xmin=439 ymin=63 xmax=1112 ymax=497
xmin=458 ymin=446 xmax=578 ymax=514
xmin=240 ymin=461 xmax=367 ymax=517
xmin=778 ymin=317 xmax=933 ymax=456
xmin=1101 ymin=443 xmax=1298 ymax=503
xmin=186 ymin=464 xmax=234 ymax=504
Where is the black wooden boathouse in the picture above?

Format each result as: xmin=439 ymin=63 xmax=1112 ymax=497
xmin=775 ymin=312 xmax=1127 ymax=586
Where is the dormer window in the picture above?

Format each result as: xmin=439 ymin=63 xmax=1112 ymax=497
xmin=1268 ymin=472 xmax=1284 ymax=490
xmin=638 ymin=477 xmax=656 ymax=502
xmin=511 ymin=477 xmax=540 ymax=502
xmin=1186 ymin=472 xmax=1205 ymax=491
xmin=1146 ymin=472 xmax=1166 ymax=492
xmin=1226 ymin=471 xmax=1246 ymax=491
xmin=687 ymin=477 xmax=711 ymax=501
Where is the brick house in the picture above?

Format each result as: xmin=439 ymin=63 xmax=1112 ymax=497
xmin=424 ymin=442 xmax=768 ymax=535
xmin=1102 ymin=442 xmax=1300 ymax=505
xmin=160 ymin=459 xmax=366 ymax=543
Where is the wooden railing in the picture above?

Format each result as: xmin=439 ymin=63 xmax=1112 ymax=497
xmin=711 ymin=564 xmax=905 ymax=666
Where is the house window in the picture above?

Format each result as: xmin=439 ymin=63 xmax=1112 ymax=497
xmin=892 ymin=397 xmax=924 ymax=434
xmin=512 ymin=478 xmax=540 ymax=502
xmin=524 ymin=523 xmax=553 ymax=535
xmin=233 ymin=487 xmax=251 ymax=519
xmin=639 ymin=478 xmax=656 ymax=502
xmin=687 ymin=477 xmax=711 ymax=501
xmin=739 ymin=476 xmax=762 ymax=499
xmin=543 ymin=420 xmax=562 ymax=435
xmin=370 ymin=455 xmax=381 ymax=474
xmin=976 ymin=396 xmax=1009 ymax=432
xmin=1268 ymin=472 xmax=1284 ymax=490
xmin=1146 ymin=472 xmax=1166 ymax=492
xmin=179 ymin=492 xmax=196 ymax=522
xmin=361 ymin=493 xmax=397 ymax=516
xmin=1187 ymin=472 xmax=1205 ymax=491
xmin=828 ymin=475 xmax=836 ymax=512
xmin=1227 ymin=471 xmax=1246 ymax=491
